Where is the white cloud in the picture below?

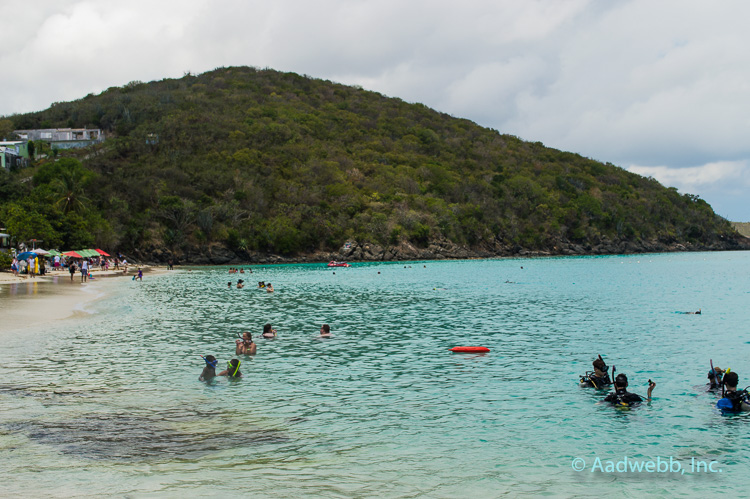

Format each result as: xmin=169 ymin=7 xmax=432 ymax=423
xmin=627 ymin=161 xmax=750 ymax=220
xmin=2 ymin=0 xmax=750 ymax=219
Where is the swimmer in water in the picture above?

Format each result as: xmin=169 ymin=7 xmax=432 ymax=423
xmin=717 ymin=371 xmax=750 ymax=412
xmin=235 ymin=332 xmax=257 ymax=355
xmin=603 ymin=373 xmax=655 ymax=407
xmin=262 ymin=323 xmax=277 ymax=339
xmin=579 ymin=355 xmax=612 ymax=389
xmin=228 ymin=281 xmax=232 ymax=289
xmin=707 ymin=365 xmax=724 ymax=391
xmin=237 ymin=279 xmax=244 ymax=289
xmin=266 ymin=282 xmax=274 ymax=293
xmin=219 ymin=359 xmax=242 ymax=378
xmin=320 ymin=324 xmax=332 ymax=338
xmin=199 ymin=355 xmax=218 ymax=381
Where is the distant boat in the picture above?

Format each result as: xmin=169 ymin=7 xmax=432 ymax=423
xmin=327 ymin=261 xmax=351 ymax=267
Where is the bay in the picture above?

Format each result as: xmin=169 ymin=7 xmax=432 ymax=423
xmin=2 ymin=251 xmax=749 ymax=497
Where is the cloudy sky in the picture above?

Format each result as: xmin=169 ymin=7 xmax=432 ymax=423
xmin=2 ymin=1 xmax=749 ymax=221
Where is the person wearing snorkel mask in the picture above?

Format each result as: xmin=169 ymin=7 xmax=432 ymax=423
xmin=219 ymin=359 xmax=243 ymax=378
xmin=707 ymin=366 xmax=725 ymax=391
xmin=199 ymin=355 xmax=218 ymax=381
xmin=603 ymin=373 xmax=655 ymax=407
xmin=235 ymin=331 xmax=257 ymax=355
xmin=580 ymin=355 xmax=612 ymax=388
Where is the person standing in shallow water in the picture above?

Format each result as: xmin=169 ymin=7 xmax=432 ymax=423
xmin=236 ymin=332 xmax=257 ymax=355
xmin=603 ymin=373 xmax=655 ymax=407
xmin=219 ymin=359 xmax=242 ymax=378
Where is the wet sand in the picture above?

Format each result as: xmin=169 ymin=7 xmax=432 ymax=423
xmin=0 ymin=267 xmax=164 ymax=335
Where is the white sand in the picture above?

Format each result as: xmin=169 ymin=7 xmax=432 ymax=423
xmin=0 ymin=266 xmax=165 ymax=335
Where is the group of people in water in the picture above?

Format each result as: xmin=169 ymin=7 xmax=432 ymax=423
xmin=199 ymin=324 xmax=332 ymax=381
xmin=580 ymin=354 xmax=749 ymax=412
xmin=227 ymin=279 xmax=274 ymax=292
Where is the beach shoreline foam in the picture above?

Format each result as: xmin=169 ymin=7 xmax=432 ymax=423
xmin=0 ymin=266 xmax=165 ymax=335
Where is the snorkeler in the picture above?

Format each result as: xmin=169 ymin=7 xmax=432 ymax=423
xmin=579 ymin=355 xmax=612 ymax=388
xmin=219 ymin=359 xmax=242 ymax=378
xmin=235 ymin=332 xmax=257 ymax=355
xmin=717 ymin=372 xmax=750 ymax=412
xmin=199 ymin=355 xmax=218 ymax=381
xmin=707 ymin=365 xmax=725 ymax=391
xmin=320 ymin=324 xmax=332 ymax=337
xmin=262 ymin=324 xmax=277 ymax=339
xmin=603 ymin=373 xmax=655 ymax=407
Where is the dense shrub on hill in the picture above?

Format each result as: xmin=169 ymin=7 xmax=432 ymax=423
xmin=1 ymin=66 xmax=745 ymax=261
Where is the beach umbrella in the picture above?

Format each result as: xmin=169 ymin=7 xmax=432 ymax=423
xmin=95 ymin=249 xmax=111 ymax=257
xmin=47 ymin=250 xmax=62 ymax=257
xmin=33 ymin=248 xmax=50 ymax=255
xmin=17 ymin=251 xmax=36 ymax=260
xmin=63 ymin=251 xmax=83 ymax=258
xmin=75 ymin=249 xmax=96 ymax=257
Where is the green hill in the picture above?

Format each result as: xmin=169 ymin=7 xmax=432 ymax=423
xmin=1 ymin=66 xmax=747 ymax=263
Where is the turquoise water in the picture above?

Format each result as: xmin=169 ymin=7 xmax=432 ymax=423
xmin=2 ymin=252 xmax=750 ymax=497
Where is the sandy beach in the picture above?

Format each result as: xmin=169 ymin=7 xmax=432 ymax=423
xmin=0 ymin=266 xmax=163 ymax=335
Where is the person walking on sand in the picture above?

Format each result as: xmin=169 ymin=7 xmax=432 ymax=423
xmin=81 ymin=258 xmax=89 ymax=282
xmin=69 ymin=261 xmax=77 ymax=282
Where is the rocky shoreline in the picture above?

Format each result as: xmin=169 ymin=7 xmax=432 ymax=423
xmin=131 ymin=233 xmax=750 ymax=266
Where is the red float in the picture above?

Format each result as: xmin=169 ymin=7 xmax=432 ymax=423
xmin=450 ymin=346 xmax=490 ymax=353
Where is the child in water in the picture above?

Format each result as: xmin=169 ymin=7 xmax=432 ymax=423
xmin=219 ymin=359 xmax=242 ymax=378
xmin=199 ymin=355 xmax=218 ymax=381
xmin=320 ymin=324 xmax=332 ymax=338
xmin=262 ymin=324 xmax=277 ymax=339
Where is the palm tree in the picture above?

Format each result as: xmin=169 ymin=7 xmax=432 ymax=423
xmin=53 ymin=170 xmax=90 ymax=214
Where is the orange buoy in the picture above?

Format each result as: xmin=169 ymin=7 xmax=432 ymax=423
xmin=450 ymin=346 xmax=490 ymax=353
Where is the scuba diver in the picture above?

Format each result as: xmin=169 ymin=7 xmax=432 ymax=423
xmin=219 ymin=359 xmax=243 ymax=378
xmin=707 ymin=365 xmax=725 ymax=391
xmin=579 ymin=355 xmax=612 ymax=388
xmin=603 ymin=372 xmax=655 ymax=407
xmin=199 ymin=355 xmax=218 ymax=381
xmin=716 ymin=372 xmax=750 ymax=412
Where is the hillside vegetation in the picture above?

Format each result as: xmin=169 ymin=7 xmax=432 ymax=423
xmin=1 ymin=66 xmax=746 ymax=263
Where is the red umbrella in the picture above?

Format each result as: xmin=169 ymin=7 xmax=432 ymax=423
xmin=63 ymin=251 xmax=83 ymax=258
xmin=95 ymin=249 xmax=111 ymax=256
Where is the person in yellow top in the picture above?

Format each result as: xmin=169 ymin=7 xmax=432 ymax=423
xmin=33 ymin=257 xmax=39 ymax=276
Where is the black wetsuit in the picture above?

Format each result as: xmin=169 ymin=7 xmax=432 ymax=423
xmin=604 ymin=389 xmax=643 ymax=406
xmin=581 ymin=372 xmax=612 ymax=389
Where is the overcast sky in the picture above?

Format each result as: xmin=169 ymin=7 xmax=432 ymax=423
xmin=2 ymin=0 xmax=748 ymax=221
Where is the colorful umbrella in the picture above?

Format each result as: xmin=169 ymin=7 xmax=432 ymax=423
xmin=63 ymin=251 xmax=83 ymax=258
xmin=95 ymin=249 xmax=111 ymax=257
